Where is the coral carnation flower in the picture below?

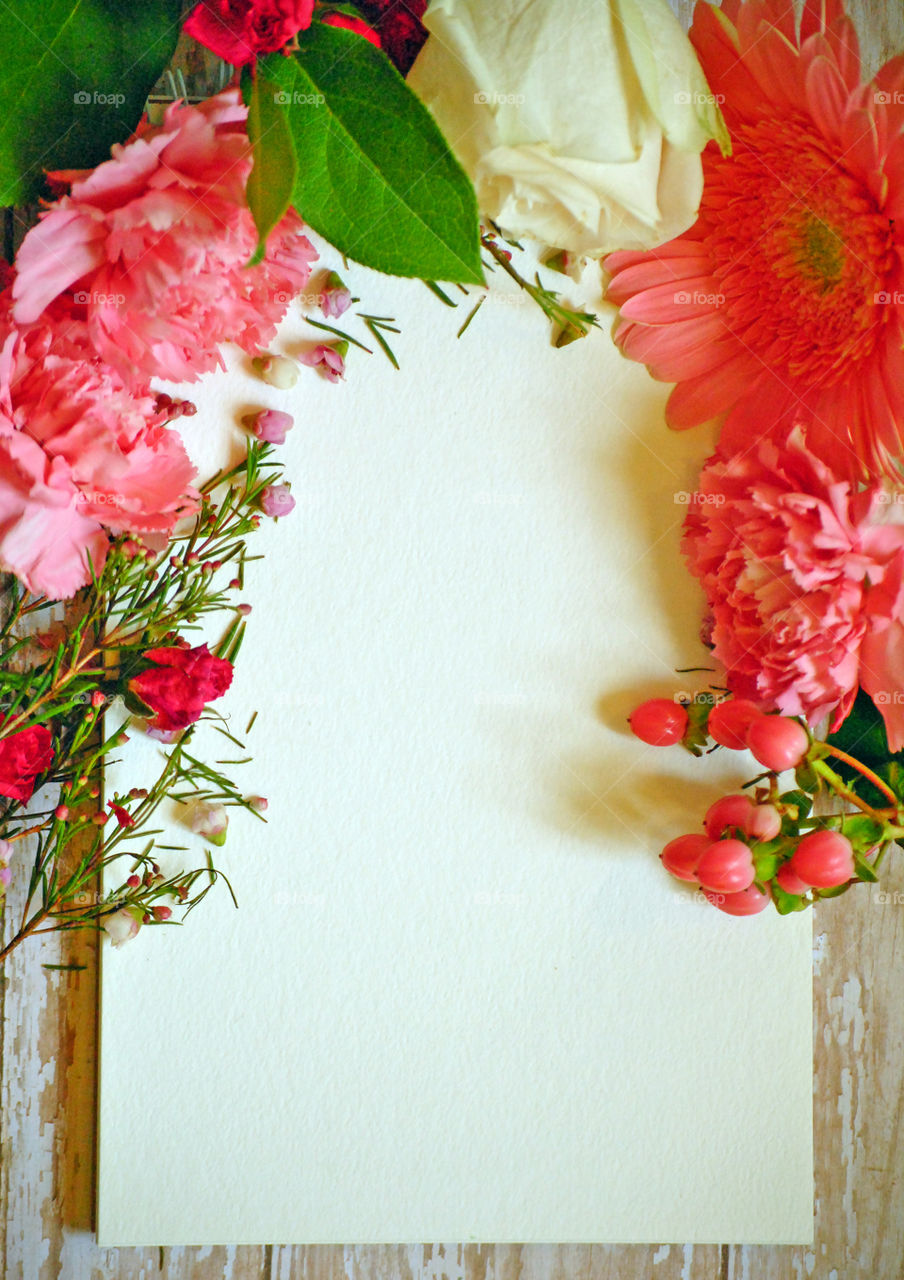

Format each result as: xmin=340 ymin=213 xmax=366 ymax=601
xmin=606 ymin=0 xmax=904 ymax=480
xmin=683 ymin=427 xmax=904 ymax=747
xmin=11 ymin=92 xmax=317 ymax=387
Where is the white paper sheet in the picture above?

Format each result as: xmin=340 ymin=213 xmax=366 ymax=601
xmin=97 ymin=253 xmax=813 ymax=1246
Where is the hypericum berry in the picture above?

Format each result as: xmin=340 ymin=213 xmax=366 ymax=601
xmin=704 ymin=794 xmax=753 ymax=840
xmin=704 ymin=794 xmax=782 ymax=842
xmin=789 ymin=830 xmax=855 ymax=889
xmin=628 ymin=698 xmax=688 ymax=746
xmin=696 ymin=838 xmax=756 ymax=894
xmin=774 ymin=864 xmax=811 ymax=896
xmin=746 ymin=716 xmax=809 ymax=772
xmin=703 ymin=884 xmax=769 ymax=916
xmin=660 ymin=833 xmax=709 ymax=882
xmin=707 ymin=699 xmax=763 ymax=749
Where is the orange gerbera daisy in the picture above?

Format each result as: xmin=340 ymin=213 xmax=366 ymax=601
xmin=606 ymin=0 xmax=904 ymax=480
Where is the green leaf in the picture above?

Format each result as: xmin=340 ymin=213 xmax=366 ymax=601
xmin=840 ymin=815 xmax=885 ymax=848
xmin=243 ymin=69 xmax=298 ymax=265
xmin=0 ymin=0 xmax=183 ymax=205
xmin=852 ymin=853 xmax=879 ymax=883
xmin=771 ymin=881 xmax=808 ymax=915
xmin=828 ymin=688 xmax=895 ymax=762
xmin=752 ymin=851 xmax=780 ymax=883
xmin=778 ymin=789 xmax=812 ymax=822
xmin=261 ymin=28 xmax=483 ymax=284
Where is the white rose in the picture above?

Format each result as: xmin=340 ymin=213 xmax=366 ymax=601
xmin=408 ymin=0 xmax=730 ymax=255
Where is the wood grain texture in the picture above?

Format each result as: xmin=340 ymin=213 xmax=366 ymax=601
xmin=2 ymin=1 xmax=904 ymax=1276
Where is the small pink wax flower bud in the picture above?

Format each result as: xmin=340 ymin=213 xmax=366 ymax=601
xmin=260 ymin=484 xmax=296 ymax=518
xmin=55 ymin=804 xmax=69 ymax=821
xmin=190 ymin=802 xmax=229 ymax=846
xmin=91 ymin=689 xmax=106 ymax=708
xmin=228 ymin=578 xmax=241 ymax=590
xmin=152 ymin=905 xmax=173 ymax=922
xmin=103 ymin=906 xmax=142 ymax=948
xmin=243 ymin=408 xmax=294 ymax=445
xmin=126 ymin=874 xmax=141 ymax=888
xmin=248 ymin=795 xmax=268 ymax=813
xmin=300 ymin=341 xmax=346 ymax=383
xmin=320 ymin=270 xmax=352 ymax=319
xmin=0 ymin=866 xmax=11 ymax=888
xmin=92 ymin=811 xmax=108 ymax=826
xmin=237 ymin=602 xmax=253 ymax=616
xmin=252 ymin=353 xmax=300 ymax=389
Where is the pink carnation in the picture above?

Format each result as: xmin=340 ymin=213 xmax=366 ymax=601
xmin=0 ymin=304 xmax=197 ymax=599
xmin=11 ymin=91 xmax=317 ymax=386
xmin=683 ymin=428 xmax=904 ymax=747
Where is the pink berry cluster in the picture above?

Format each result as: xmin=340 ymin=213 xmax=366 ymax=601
xmin=628 ymin=695 xmax=809 ymax=771
xmin=629 ymin=693 xmax=885 ymax=917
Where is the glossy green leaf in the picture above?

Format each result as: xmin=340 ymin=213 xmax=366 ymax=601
xmin=244 ymin=69 xmax=298 ymax=265
xmin=0 ymin=0 xmax=182 ymax=205
xmin=260 ymin=27 xmax=483 ymax=284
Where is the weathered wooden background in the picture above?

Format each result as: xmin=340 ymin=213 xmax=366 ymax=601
xmin=2 ymin=2 xmax=904 ymax=1277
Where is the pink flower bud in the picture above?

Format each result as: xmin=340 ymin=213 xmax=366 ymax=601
xmin=299 ymin=342 xmax=346 ymax=383
xmin=244 ymin=408 xmax=294 ymax=445
xmin=152 ymin=905 xmax=173 ymax=922
xmin=248 ymin=795 xmax=268 ymax=813
xmin=55 ymin=804 xmax=69 ymax=821
xmin=126 ymin=874 xmax=141 ymax=888
xmin=260 ymin=484 xmax=296 ymax=518
xmin=103 ymin=907 xmax=142 ymax=948
xmin=190 ymin=802 xmax=229 ymax=846
xmin=252 ymin=353 xmax=300 ymax=389
xmin=319 ymin=271 xmax=352 ymax=319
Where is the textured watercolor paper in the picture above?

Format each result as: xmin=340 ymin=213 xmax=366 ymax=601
xmin=97 ymin=253 xmax=813 ymax=1246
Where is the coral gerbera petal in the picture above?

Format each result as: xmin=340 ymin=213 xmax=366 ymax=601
xmin=606 ymin=0 xmax=904 ymax=480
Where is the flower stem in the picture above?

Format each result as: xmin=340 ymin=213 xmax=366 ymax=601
xmin=822 ymin=744 xmax=900 ymax=808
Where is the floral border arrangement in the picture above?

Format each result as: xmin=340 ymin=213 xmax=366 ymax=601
xmin=0 ymin=0 xmax=899 ymax=964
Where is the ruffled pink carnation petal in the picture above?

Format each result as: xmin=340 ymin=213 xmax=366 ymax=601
xmin=605 ymin=0 xmax=904 ymax=481
xmin=0 ymin=299 xmax=198 ymax=598
xmin=682 ymin=427 xmax=904 ymax=734
xmin=11 ymin=90 xmax=317 ymax=387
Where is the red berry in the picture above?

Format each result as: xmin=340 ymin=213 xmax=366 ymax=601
xmin=660 ymin=833 xmax=709 ymax=882
xmin=704 ymin=794 xmax=753 ymax=840
xmin=745 ymin=803 xmax=782 ymax=842
xmin=789 ymin=830 xmax=855 ymax=889
xmin=628 ymin=698 xmax=688 ymax=746
xmin=746 ymin=716 xmax=809 ymax=772
xmin=696 ymin=838 xmax=755 ymax=893
xmin=703 ymin=885 xmax=770 ymax=916
xmin=708 ymin=699 xmax=763 ymax=749
xmin=774 ymin=864 xmax=811 ymax=896
xmin=704 ymin=794 xmax=781 ymax=842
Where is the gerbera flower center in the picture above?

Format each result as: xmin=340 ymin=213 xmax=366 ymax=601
xmin=703 ymin=118 xmax=894 ymax=384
